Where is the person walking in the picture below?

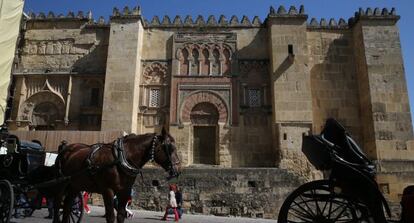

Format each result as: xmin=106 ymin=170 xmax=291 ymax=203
xmin=125 ymin=188 xmax=135 ymax=218
xmin=161 ymin=184 xmax=179 ymax=222
xmin=175 ymin=186 xmax=183 ymax=219
xmin=83 ymin=192 xmax=91 ymax=214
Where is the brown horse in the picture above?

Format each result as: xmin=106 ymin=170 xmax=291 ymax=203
xmin=53 ymin=128 xmax=181 ymax=223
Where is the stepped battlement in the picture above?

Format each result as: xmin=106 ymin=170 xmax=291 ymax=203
xmin=26 ymin=5 xmax=400 ymax=30
xmin=28 ymin=10 xmax=92 ymax=21
xmin=144 ymin=14 xmax=262 ymax=28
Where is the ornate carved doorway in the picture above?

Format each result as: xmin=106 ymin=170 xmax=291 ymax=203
xmin=191 ymin=102 xmax=218 ymax=165
xmin=32 ymin=102 xmax=59 ymax=130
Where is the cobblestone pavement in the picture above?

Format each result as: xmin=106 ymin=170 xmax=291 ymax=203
xmin=11 ymin=206 xmax=277 ymax=223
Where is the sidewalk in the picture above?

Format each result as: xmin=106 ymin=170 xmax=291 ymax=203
xmin=11 ymin=206 xmax=278 ymax=223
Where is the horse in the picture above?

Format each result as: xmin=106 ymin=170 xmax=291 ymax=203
xmin=52 ymin=128 xmax=181 ymax=223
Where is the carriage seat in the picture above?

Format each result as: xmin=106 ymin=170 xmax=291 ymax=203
xmin=19 ymin=140 xmax=44 ymax=153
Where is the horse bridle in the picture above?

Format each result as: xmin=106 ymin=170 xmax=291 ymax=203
xmin=150 ymin=135 xmax=180 ymax=178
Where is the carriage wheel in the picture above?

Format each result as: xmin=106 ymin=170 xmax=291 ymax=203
xmin=0 ymin=180 xmax=14 ymax=223
xmin=58 ymin=192 xmax=84 ymax=223
xmin=278 ymin=180 xmax=373 ymax=223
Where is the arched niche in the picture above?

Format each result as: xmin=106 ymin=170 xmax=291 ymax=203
xmin=180 ymin=91 xmax=228 ymax=124
xmin=18 ymin=91 xmax=65 ymax=129
xmin=190 ymin=102 xmax=219 ymax=125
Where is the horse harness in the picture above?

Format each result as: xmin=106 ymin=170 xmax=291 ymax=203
xmin=85 ymin=134 xmax=177 ymax=178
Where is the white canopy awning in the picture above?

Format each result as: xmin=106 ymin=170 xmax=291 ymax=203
xmin=0 ymin=0 xmax=24 ymax=123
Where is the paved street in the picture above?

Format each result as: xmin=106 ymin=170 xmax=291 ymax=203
xmin=11 ymin=206 xmax=277 ymax=223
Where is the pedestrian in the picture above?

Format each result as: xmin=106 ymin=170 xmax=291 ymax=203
xmin=125 ymin=188 xmax=135 ymax=218
xmin=161 ymin=184 xmax=179 ymax=222
xmin=83 ymin=192 xmax=91 ymax=214
xmin=109 ymin=188 xmax=134 ymax=219
xmin=174 ymin=186 xmax=183 ymax=219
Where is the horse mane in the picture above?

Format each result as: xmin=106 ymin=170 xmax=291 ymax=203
xmin=123 ymin=133 xmax=155 ymax=140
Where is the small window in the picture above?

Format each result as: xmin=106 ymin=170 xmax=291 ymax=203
xmin=149 ymin=89 xmax=161 ymax=108
xmin=90 ymin=88 xmax=99 ymax=107
xmin=248 ymin=89 xmax=261 ymax=107
xmin=288 ymin=44 xmax=294 ymax=55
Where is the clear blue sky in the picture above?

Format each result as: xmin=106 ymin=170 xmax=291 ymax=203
xmin=24 ymin=0 xmax=414 ymax=123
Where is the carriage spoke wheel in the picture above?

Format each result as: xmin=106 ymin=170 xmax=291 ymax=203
xmin=58 ymin=192 xmax=84 ymax=223
xmin=0 ymin=180 xmax=14 ymax=223
xmin=278 ymin=180 xmax=373 ymax=223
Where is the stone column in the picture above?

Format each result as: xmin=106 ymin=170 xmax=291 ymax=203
xmin=101 ymin=13 xmax=145 ymax=133
xmin=353 ymin=8 xmax=414 ymax=201
xmin=64 ymin=74 xmax=72 ymax=125
xmin=353 ymin=9 xmax=414 ymax=160
xmin=267 ymin=6 xmax=314 ymax=175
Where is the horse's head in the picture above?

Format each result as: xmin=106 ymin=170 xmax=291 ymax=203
xmin=152 ymin=127 xmax=181 ymax=179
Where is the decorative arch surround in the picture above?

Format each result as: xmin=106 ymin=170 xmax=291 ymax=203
xmin=32 ymin=102 xmax=59 ymax=129
xmin=142 ymin=62 xmax=169 ymax=85
xmin=139 ymin=61 xmax=170 ymax=127
xmin=181 ymin=91 xmax=228 ymax=124
xmin=25 ymin=77 xmax=67 ymax=101
xmin=190 ymin=102 xmax=219 ymax=125
xmin=177 ymin=43 xmax=233 ymax=76
xmin=18 ymin=91 xmax=65 ymax=125
xmin=174 ymin=33 xmax=237 ymax=76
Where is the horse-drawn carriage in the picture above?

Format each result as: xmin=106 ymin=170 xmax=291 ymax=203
xmin=0 ymin=127 xmax=83 ymax=223
xmin=277 ymin=118 xmax=414 ymax=223
xmin=0 ymin=126 xmax=181 ymax=223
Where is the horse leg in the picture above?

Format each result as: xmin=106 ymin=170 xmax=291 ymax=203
xmin=116 ymin=190 xmax=130 ymax=223
xmin=102 ymin=189 xmax=116 ymax=223
xmin=62 ymin=192 xmax=76 ymax=223
xmin=53 ymin=192 xmax=64 ymax=223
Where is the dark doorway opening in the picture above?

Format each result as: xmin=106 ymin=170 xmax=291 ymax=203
xmin=193 ymin=126 xmax=216 ymax=165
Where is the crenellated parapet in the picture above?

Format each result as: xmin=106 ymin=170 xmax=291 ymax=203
xmin=267 ymin=5 xmax=307 ymax=18
xmin=348 ymin=7 xmax=400 ymax=26
xmin=307 ymin=7 xmax=399 ymax=30
xmin=110 ymin=6 xmax=142 ymax=18
xmin=28 ymin=10 xmax=92 ymax=21
xmin=26 ymin=10 xmax=110 ymax=28
xmin=145 ymin=14 xmax=263 ymax=28
xmin=308 ymin=18 xmax=348 ymax=30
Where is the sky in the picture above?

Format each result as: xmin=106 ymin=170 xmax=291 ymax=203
xmin=24 ymin=0 xmax=414 ymax=123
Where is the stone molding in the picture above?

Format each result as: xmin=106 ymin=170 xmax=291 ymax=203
xmin=18 ymin=91 xmax=66 ymax=124
xmin=180 ymin=91 xmax=228 ymax=124
xmin=141 ymin=61 xmax=169 ymax=85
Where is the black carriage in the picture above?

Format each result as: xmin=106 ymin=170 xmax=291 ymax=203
xmin=0 ymin=128 xmax=83 ymax=223
xmin=277 ymin=118 xmax=413 ymax=223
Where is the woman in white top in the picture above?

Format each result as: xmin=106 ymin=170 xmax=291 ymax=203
xmin=161 ymin=184 xmax=179 ymax=221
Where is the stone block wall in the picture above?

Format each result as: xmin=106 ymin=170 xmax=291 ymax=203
xmin=9 ymin=16 xmax=109 ymax=131
xmin=308 ymin=30 xmax=363 ymax=143
xmin=101 ymin=15 xmax=144 ymax=133
xmin=230 ymin=117 xmax=274 ymax=167
xmin=21 ymin=20 xmax=109 ymax=74
xmin=266 ymin=10 xmax=317 ymax=181
xmin=353 ymin=13 xmax=413 ymax=160
xmin=132 ymin=168 xmax=304 ymax=219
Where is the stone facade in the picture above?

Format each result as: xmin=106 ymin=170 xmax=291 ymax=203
xmin=134 ymin=168 xmax=303 ymax=219
xmin=5 ymin=5 xmax=414 ymax=211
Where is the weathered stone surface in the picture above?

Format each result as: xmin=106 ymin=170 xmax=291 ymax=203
xmin=7 ymin=5 xmax=414 ymax=205
xmin=132 ymin=168 xmax=304 ymax=219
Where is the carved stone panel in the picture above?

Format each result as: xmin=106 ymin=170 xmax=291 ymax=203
xmin=173 ymin=33 xmax=237 ymax=76
xmin=141 ymin=61 xmax=169 ymax=85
